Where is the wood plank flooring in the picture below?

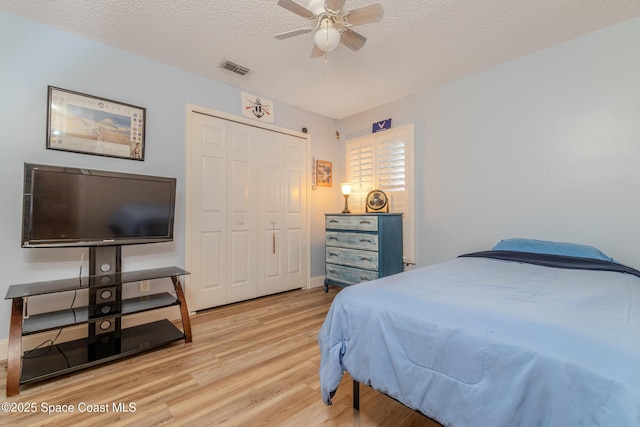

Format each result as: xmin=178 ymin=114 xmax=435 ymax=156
xmin=1 ymin=287 xmax=442 ymax=426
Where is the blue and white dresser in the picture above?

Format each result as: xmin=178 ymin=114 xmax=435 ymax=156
xmin=324 ymin=213 xmax=403 ymax=291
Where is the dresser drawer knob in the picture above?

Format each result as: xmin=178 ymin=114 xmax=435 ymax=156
xmin=328 ymin=252 xmax=338 ymax=258
xmin=359 ymin=220 xmax=372 ymax=224
xmin=359 ymin=239 xmax=372 ymax=243
xmin=360 ymin=257 xmax=373 ymax=262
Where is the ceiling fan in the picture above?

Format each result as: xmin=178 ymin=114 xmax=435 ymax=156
xmin=275 ymin=0 xmax=384 ymax=59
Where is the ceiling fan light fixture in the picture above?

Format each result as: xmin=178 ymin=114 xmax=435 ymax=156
xmin=314 ymin=19 xmax=340 ymax=52
xmin=276 ymin=0 xmax=383 ymax=58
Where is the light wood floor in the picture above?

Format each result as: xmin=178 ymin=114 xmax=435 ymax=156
xmin=1 ymin=286 xmax=442 ymax=426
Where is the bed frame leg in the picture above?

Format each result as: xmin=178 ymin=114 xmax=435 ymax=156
xmin=353 ymin=380 xmax=360 ymax=410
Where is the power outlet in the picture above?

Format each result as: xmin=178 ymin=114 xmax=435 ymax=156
xmin=139 ymin=280 xmax=151 ymax=292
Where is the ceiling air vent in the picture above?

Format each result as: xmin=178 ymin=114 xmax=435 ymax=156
xmin=219 ymin=60 xmax=251 ymax=76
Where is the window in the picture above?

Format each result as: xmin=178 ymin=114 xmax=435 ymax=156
xmin=345 ymin=124 xmax=415 ymax=264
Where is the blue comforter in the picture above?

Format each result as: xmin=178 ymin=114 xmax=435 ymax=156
xmin=318 ymin=254 xmax=640 ymax=426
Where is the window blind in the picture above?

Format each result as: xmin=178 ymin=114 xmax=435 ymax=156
xmin=345 ymin=124 xmax=415 ymax=264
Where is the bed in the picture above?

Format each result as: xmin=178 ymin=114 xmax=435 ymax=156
xmin=318 ymin=239 xmax=640 ymax=426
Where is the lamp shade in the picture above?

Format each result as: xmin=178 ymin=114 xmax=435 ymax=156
xmin=341 ymin=183 xmax=351 ymax=195
xmin=314 ymin=19 xmax=341 ymax=52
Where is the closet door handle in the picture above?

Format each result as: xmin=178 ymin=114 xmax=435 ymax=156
xmin=271 ymin=221 xmax=277 ymax=255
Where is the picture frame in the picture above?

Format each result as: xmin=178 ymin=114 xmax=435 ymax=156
xmin=316 ymin=160 xmax=332 ymax=187
xmin=46 ymin=86 xmax=146 ymax=160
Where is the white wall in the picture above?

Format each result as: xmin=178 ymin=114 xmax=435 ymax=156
xmin=0 ymin=12 xmax=341 ymax=341
xmin=337 ymin=17 xmax=640 ymax=268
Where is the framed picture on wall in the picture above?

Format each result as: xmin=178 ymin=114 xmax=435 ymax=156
xmin=316 ymin=160 xmax=332 ymax=187
xmin=46 ymin=86 xmax=146 ymax=160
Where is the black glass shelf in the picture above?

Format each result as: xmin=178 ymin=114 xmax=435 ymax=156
xmin=5 ymin=265 xmax=192 ymax=397
xmin=5 ymin=267 xmax=189 ymax=299
xmin=22 ymin=293 xmax=180 ymax=335
xmin=20 ymin=319 xmax=185 ymax=384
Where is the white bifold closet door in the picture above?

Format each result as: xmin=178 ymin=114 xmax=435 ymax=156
xmin=188 ymin=111 xmax=308 ymax=311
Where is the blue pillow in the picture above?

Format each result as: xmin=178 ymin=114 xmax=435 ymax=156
xmin=491 ymin=238 xmax=617 ymax=263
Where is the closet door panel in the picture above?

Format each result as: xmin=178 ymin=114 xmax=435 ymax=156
xmin=227 ymin=124 xmax=257 ymax=303
xmin=258 ymin=131 xmax=285 ymax=296
xmin=286 ymin=228 xmax=302 ymax=275
xmin=201 ymin=231 xmax=223 ymax=290
xmin=189 ymin=114 xmax=228 ymax=310
xmin=264 ymin=164 xmax=282 ymax=214
xmin=202 ymin=157 xmax=224 ymax=212
xmin=264 ymin=161 xmax=283 ymax=283
xmin=282 ymin=136 xmax=307 ymax=289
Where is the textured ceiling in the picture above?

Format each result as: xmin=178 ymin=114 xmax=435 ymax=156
xmin=1 ymin=0 xmax=639 ymax=119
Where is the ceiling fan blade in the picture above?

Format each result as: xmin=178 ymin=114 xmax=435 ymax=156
xmin=311 ymin=44 xmax=325 ymax=58
xmin=343 ymin=2 xmax=384 ymax=26
xmin=325 ymin=0 xmax=347 ymax=13
xmin=277 ymin=0 xmax=316 ymax=19
xmin=275 ymin=28 xmax=314 ymax=40
xmin=340 ymin=29 xmax=367 ymax=51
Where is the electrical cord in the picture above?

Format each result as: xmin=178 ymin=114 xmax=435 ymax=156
xmin=79 ymin=248 xmax=85 ymax=278
xmin=23 ymin=328 xmax=62 ymax=358
xmin=24 ymin=249 xmax=84 ymax=361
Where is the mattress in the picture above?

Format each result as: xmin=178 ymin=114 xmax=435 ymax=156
xmin=318 ymin=253 xmax=640 ymax=426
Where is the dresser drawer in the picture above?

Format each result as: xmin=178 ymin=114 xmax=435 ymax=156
xmin=325 ymin=215 xmax=378 ymax=231
xmin=326 ymin=231 xmax=378 ymax=251
xmin=324 ymin=213 xmax=403 ymax=291
xmin=326 ymin=247 xmax=378 ymax=271
xmin=325 ymin=263 xmax=379 ymax=286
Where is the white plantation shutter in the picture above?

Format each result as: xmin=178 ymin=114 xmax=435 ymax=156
xmin=377 ymin=136 xmax=407 ymax=214
xmin=345 ymin=124 xmax=415 ymax=264
xmin=347 ymin=140 xmax=374 ymax=212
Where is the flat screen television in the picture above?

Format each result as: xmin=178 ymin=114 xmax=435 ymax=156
xmin=22 ymin=163 xmax=177 ymax=248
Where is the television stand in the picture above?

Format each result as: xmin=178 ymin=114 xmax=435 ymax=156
xmin=4 ymin=263 xmax=192 ymax=397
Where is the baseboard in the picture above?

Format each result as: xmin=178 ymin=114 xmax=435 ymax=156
xmin=310 ymin=275 xmax=325 ymax=289
xmin=0 ymin=307 xmax=180 ymax=364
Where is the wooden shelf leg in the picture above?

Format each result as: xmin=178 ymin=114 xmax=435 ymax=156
xmin=171 ymin=276 xmax=192 ymax=343
xmin=6 ymin=297 xmax=24 ymax=397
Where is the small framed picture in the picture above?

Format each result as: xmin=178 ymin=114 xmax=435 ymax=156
xmin=316 ymin=160 xmax=332 ymax=187
xmin=46 ymin=86 xmax=146 ymax=160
